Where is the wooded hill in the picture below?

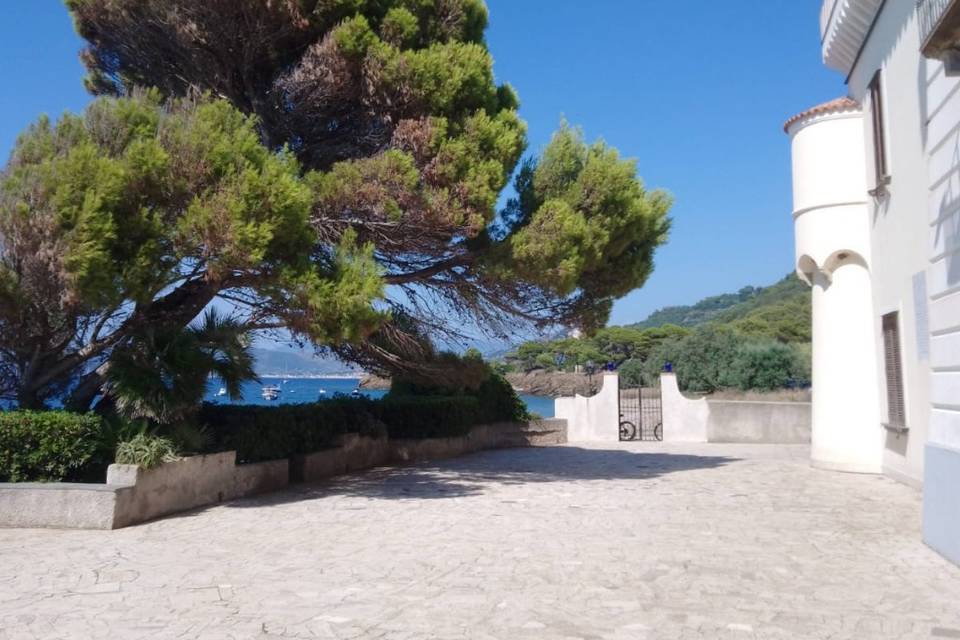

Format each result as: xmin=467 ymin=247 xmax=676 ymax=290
xmin=630 ymin=273 xmax=811 ymax=343
xmin=501 ymin=273 xmax=812 ymax=392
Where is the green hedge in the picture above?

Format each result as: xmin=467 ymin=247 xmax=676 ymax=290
xmin=374 ymin=396 xmax=479 ymax=440
xmin=0 ymin=411 xmax=103 ymax=482
xmin=200 ymin=388 xmax=524 ymax=463
xmin=199 ymin=398 xmax=383 ymax=463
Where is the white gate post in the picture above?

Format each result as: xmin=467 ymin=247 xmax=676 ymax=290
xmin=554 ymin=373 xmax=620 ymax=442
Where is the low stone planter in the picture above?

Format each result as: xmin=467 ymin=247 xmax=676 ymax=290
xmin=1 ymin=419 xmax=567 ymax=529
xmin=0 ymin=452 xmax=288 ymax=530
xmin=108 ymin=452 xmax=289 ymax=529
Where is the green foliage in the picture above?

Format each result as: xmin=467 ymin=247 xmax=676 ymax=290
xmin=503 ymin=273 xmax=812 ymax=393
xmin=108 ymin=308 xmax=257 ymax=425
xmin=630 ymin=286 xmax=763 ymax=330
xmin=617 ymin=359 xmax=645 ymax=387
xmin=630 ymin=273 xmax=810 ymax=343
xmin=65 ymin=0 xmax=671 ymax=368
xmin=642 ymin=328 xmax=811 ymax=393
xmin=505 ymin=324 xmax=689 ymax=373
xmin=114 ymin=433 xmax=180 ymax=468
xmin=1 ymin=92 xmax=385 ymax=409
xmin=728 ymin=342 xmax=804 ymax=392
xmin=643 ymin=326 xmax=741 ymax=393
xmin=473 ymin=371 xmax=529 ymax=425
xmin=0 ymin=411 xmax=102 ymax=482
xmin=388 ymin=351 xmax=529 ymax=426
xmin=200 ymin=399 xmax=383 ymax=463
xmin=497 ymin=125 xmax=671 ymax=328
xmin=376 ymin=396 xmax=479 ymax=439
xmin=200 ymin=385 xmax=524 ymax=463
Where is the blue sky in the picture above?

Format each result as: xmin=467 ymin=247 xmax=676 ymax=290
xmin=0 ymin=1 xmax=842 ymax=330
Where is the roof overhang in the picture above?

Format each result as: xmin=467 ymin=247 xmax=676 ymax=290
xmin=821 ymin=0 xmax=885 ymax=75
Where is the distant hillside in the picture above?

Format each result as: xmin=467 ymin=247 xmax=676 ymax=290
xmin=251 ymin=348 xmax=361 ymax=378
xmin=629 ymin=286 xmax=764 ymax=329
xmin=629 ymin=273 xmax=810 ymax=342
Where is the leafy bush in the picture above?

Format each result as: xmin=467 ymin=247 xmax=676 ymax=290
xmin=643 ymin=326 xmax=740 ymax=392
xmin=374 ymin=396 xmax=479 ymax=439
xmin=388 ymin=353 xmax=528 ymax=425
xmin=200 ymin=379 xmax=528 ymax=463
xmin=114 ymin=434 xmax=180 ymax=468
xmin=0 ymin=411 xmax=102 ymax=482
xmin=200 ymin=398 xmax=384 ymax=463
xmin=642 ymin=327 xmax=813 ymax=393
xmin=617 ymin=358 xmax=645 ymax=387
xmin=728 ymin=342 xmax=799 ymax=392
xmin=473 ymin=372 xmax=529 ymax=424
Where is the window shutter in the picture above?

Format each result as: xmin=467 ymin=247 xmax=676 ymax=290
xmin=882 ymin=312 xmax=906 ymax=427
xmin=869 ymin=71 xmax=889 ymax=188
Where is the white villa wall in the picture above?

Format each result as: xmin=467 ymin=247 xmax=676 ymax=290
xmin=920 ymin=15 xmax=960 ymax=568
xmin=846 ymin=0 xmax=933 ymax=486
xmin=923 ymin=41 xmax=960 ymax=450
xmin=811 ymin=0 xmax=960 ymax=566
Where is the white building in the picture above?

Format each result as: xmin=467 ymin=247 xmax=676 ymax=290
xmin=787 ymin=0 xmax=960 ymax=567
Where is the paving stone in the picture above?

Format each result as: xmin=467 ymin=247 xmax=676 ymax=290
xmin=1 ymin=443 xmax=959 ymax=639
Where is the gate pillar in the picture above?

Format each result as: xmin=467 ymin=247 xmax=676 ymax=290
xmin=554 ymin=374 xmax=620 ymax=442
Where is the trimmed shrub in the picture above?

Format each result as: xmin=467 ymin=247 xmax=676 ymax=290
xmin=0 ymin=411 xmax=102 ymax=482
xmin=115 ymin=434 xmax=180 ymax=468
xmin=199 ymin=386 xmax=526 ymax=463
xmin=474 ymin=372 xmax=529 ymax=424
xmin=199 ymin=398 xmax=384 ymax=463
xmin=389 ymin=359 xmax=529 ymax=427
xmin=374 ymin=396 xmax=479 ymax=440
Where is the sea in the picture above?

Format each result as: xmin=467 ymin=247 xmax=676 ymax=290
xmin=203 ymin=377 xmax=555 ymax=418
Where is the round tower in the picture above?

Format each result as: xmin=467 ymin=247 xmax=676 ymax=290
xmin=785 ymin=98 xmax=882 ymax=473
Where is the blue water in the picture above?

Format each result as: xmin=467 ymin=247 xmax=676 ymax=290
xmin=204 ymin=377 xmax=554 ymax=418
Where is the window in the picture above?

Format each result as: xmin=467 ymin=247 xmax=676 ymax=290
xmin=882 ymin=312 xmax=906 ymax=429
xmin=868 ymin=71 xmax=890 ymax=193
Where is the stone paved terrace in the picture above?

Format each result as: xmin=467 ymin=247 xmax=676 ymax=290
xmin=2 ymin=443 xmax=960 ymax=639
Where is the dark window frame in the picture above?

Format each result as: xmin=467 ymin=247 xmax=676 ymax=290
xmin=868 ymin=71 xmax=891 ymax=194
xmin=881 ymin=311 xmax=907 ymax=431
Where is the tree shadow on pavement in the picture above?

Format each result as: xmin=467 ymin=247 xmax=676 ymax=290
xmin=226 ymin=446 xmax=740 ymax=507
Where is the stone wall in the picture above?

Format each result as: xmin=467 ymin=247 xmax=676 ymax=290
xmin=706 ymin=400 xmax=811 ymax=444
xmin=661 ymin=373 xmax=811 ymax=445
xmin=0 ymin=419 xmax=567 ymax=530
xmin=293 ymin=419 xmax=567 ymax=483
xmin=109 ymin=453 xmax=289 ymax=530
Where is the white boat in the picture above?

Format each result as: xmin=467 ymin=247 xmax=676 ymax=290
xmin=351 ymin=388 xmax=361 ymax=398
xmin=215 ymin=387 xmax=227 ymax=397
xmin=318 ymin=388 xmax=327 ymax=397
xmin=261 ymin=385 xmax=281 ymax=401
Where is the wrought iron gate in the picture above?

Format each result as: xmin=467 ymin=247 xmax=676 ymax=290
xmin=618 ymin=378 xmax=663 ymax=441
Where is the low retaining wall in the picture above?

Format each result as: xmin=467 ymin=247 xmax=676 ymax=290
xmin=1 ymin=419 xmax=567 ymax=530
xmin=706 ymin=400 xmax=811 ymax=444
xmin=661 ymin=374 xmax=811 ymax=444
xmin=0 ymin=483 xmax=122 ymax=530
xmin=292 ymin=419 xmax=567 ymax=483
xmin=108 ymin=453 xmax=289 ymax=529
xmin=0 ymin=452 xmax=288 ymax=531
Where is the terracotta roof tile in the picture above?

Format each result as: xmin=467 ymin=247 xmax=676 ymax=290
xmin=783 ymin=97 xmax=861 ymax=133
